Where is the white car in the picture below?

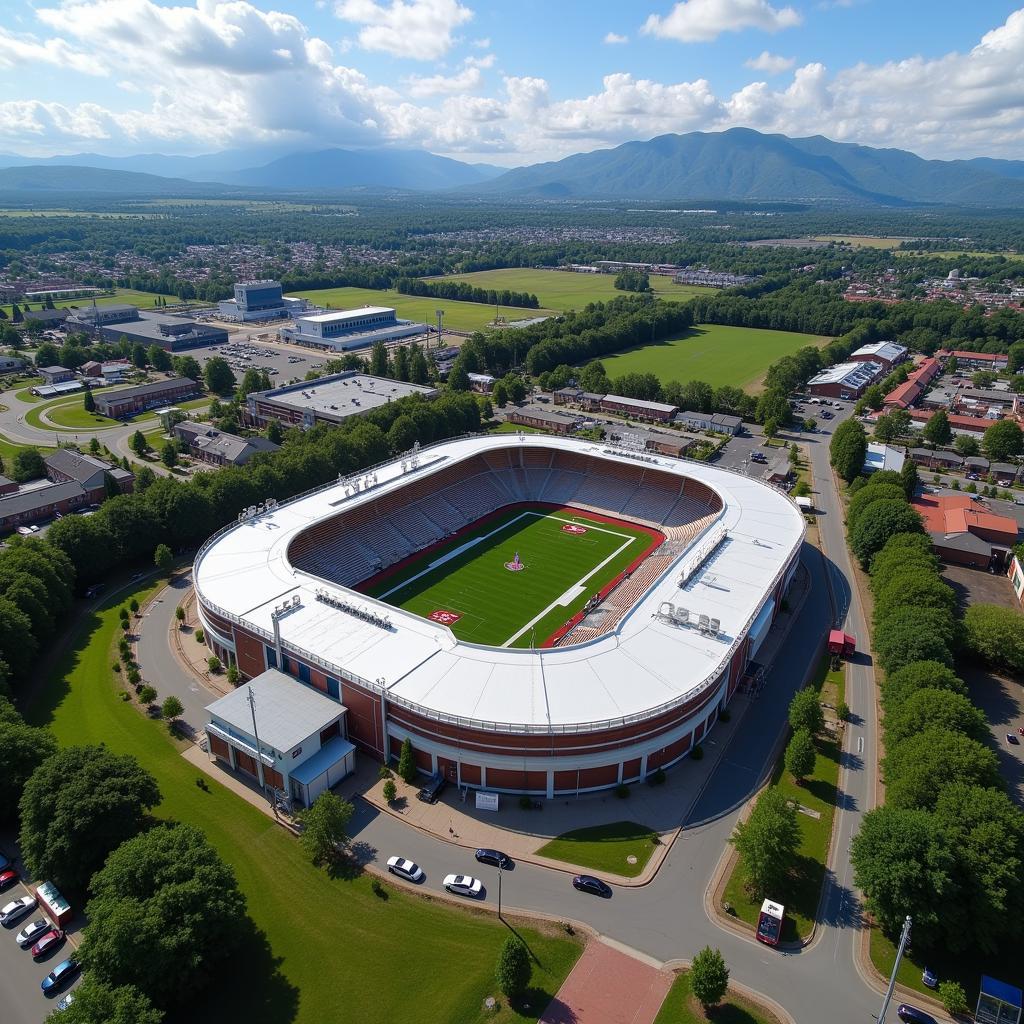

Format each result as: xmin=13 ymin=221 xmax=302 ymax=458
xmin=0 ymin=895 xmax=38 ymax=925
xmin=56 ymin=992 xmax=76 ymax=1010
xmin=16 ymin=919 xmax=51 ymax=947
xmin=443 ymin=874 xmax=483 ymax=898
xmin=386 ymin=857 xmax=424 ymax=883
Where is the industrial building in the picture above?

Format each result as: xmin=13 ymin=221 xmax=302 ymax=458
xmin=805 ymin=360 xmax=883 ymax=399
xmin=280 ymin=307 xmax=429 ymax=352
xmin=94 ymin=377 xmax=200 ymax=419
xmin=65 ymin=303 xmax=141 ymax=331
xmin=67 ymin=303 xmax=227 ymax=351
xmin=217 ymin=280 xmax=310 ymax=322
xmin=849 ymin=341 xmax=908 ymax=372
xmin=245 ymin=372 xmax=438 ymax=430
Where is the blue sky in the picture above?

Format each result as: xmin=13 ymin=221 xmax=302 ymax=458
xmin=1 ymin=0 xmax=1023 ymax=163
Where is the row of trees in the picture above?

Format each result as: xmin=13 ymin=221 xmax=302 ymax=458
xmin=395 ymin=276 xmax=540 ymax=309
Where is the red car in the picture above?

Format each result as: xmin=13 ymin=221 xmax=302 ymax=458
xmin=31 ymin=929 xmax=65 ymax=959
xmin=0 ymin=867 xmax=18 ymax=892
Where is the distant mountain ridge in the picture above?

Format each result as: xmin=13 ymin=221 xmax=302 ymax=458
xmin=474 ymin=128 xmax=1024 ymax=206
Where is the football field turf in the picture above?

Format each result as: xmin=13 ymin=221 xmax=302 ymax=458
xmin=361 ymin=506 xmax=661 ymax=648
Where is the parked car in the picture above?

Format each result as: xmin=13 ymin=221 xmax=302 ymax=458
xmin=475 ymin=849 xmax=513 ymax=869
xmin=0 ymin=868 xmax=18 ymax=892
xmin=417 ymin=773 xmax=446 ymax=804
xmin=0 ymin=895 xmax=38 ymax=926
xmin=31 ymin=929 xmax=65 ymax=959
xmin=966 ymin=472 xmax=981 ymax=481
xmin=921 ymin=967 xmax=938 ymax=989
xmin=41 ymin=957 xmax=80 ymax=994
xmin=572 ymin=874 xmax=612 ymax=898
xmin=386 ymin=856 xmax=424 ymax=882
xmin=443 ymin=874 xmax=483 ymax=898
xmin=16 ymin=919 xmax=51 ymax=948
xmin=896 ymin=1005 xmax=938 ymax=1024
xmin=1008 ymin=733 xmax=1020 ymax=746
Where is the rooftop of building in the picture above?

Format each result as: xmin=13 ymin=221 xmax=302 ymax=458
xmin=97 ymin=376 xmax=197 ymax=401
xmin=45 ymin=449 xmax=133 ymax=484
xmin=298 ymin=306 xmax=395 ymax=324
xmin=913 ymin=492 xmax=1018 ymax=540
xmin=851 ymin=341 xmax=908 ymax=362
xmin=807 ymin=360 xmax=883 ymax=388
xmin=251 ymin=371 xmax=437 ymax=418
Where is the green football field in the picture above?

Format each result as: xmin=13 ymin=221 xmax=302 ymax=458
xmin=361 ymin=506 xmax=659 ymax=647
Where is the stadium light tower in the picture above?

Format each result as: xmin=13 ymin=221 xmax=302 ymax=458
xmin=435 ymin=309 xmax=444 ymax=349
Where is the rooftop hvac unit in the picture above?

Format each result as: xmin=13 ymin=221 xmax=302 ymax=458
xmin=675 ymin=607 xmax=690 ymax=625
xmin=698 ymin=614 xmax=710 ymax=632
xmin=709 ymin=618 xmax=720 ymax=635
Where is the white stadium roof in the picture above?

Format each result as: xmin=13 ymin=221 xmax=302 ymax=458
xmin=194 ymin=436 xmax=804 ymax=732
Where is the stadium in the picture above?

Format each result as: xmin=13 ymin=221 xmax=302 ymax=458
xmin=194 ymin=434 xmax=804 ymax=796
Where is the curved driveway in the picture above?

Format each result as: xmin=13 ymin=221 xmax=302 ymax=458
xmin=139 ymin=411 xmax=887 ymax=1024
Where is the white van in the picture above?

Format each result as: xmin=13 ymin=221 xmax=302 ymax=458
xmin=807 ymin=397 xmax=821 ymax=405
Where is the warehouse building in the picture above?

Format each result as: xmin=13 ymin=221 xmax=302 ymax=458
xmin=806 ymin=360 xmax=883 ymax=399
xmin=281 ymin=306 xmax=429 ymax=352
xmin=849 ymin=341 xmax=908 ymax=372
xmin=96 ymin=313 xmax=228 ymax=351
xmin=217 ymin=280 xmax=310 ymax=322
xmin=204 ymin=669 xmax=356 ymax=808
xmin=245 ymin=372 xmax=438 ymax=430
xmin=94 ymin=377 xmax=200 ymax=419
xmin=65 ymin=303 xmax=141 ymax=331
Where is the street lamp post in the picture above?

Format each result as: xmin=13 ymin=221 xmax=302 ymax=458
xmin=877 ymin=916 xmax=912 ymax=1024
xmin=246 ymin=685 xmax=274 ymax=812
xmin=497 ymin=861 xmax=503 ymax=920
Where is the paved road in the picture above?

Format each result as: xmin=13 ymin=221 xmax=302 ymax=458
xmin=132 ymin=403 xmax=893 ymax=1024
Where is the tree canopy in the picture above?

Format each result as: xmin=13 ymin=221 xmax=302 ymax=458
xmin=884 ymin=688 xmax=988 ymax=746
xmin=690 ymin=947 xmax=729 ymax=1009
xmin=850 ymin=499 xmax=923 ymax=568
xmin=830 ymin=419 xmax=867 ymax=482
xmin=54 ymin=976 xmax=163 ymax=1024
xmin=881 ymin=661 xmax=968 ymax=711
xmin=730 ymin=787 xmax=799 ymax=897
xmin=297 ymin=791 xmax=355 ymax=865
xmin=963 ymin=603 xmax=1024 ymax=674
xmin=495 ymin=936 xmax=532 ymax=1000
xmin=788 ymin=688 xmax=824 ymax=736
xmin=982 ymin=418 xmax=1024 ymax=462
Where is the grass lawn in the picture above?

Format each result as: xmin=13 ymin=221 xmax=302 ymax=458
xmin=26 ymin=391 xmax=209 ymax=431
xmin=597 ymin=324 xmax=830 ymax=392
xmin=2 ymin=287 xmax=177 ymax=319
xmin=0 ymin=431 xmax=56 ymax=466
xmin=361 ymin=506 xmax=659 ymax=647
xmin=429 ymin=269 xmax=709 ymax=311
xmin=26 ymin=585 xmax=583 ymax=1024
xmin=810 ymin=235 xmax=917 ymax=249
xmin=895 ymin=249 xmax=1024 ymax=261
xmin=653 ymin=972 xmax=780 ymax=1024
xmin=287 ymin=285 xmax=559 ymax=333
xmin=721 ymin=656 xmax=841 ymax=943
xmin=537 ymin=821 xmax=658 ymax=878
xmin=488 ymin=421 xmax=546 ymax=434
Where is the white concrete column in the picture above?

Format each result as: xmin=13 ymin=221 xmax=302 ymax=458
xmin=481 ymin=766 xmax=487 ymax=789
xmin=546 ymin=771 xmax=554 ymax=799
xmin=640 ymin=753 xmax=648 ymax=779
xmin=617 ymin=762 xmax=624 ymax=784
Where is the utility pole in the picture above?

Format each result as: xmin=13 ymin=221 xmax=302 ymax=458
xmin=497 ymin=861 xmax=503 ymax=920
xmin=435 ymin=309 xmax=444 ymax=350
xmin=246 ymin=686 xmax=272 ymax=808
xmin=877 ymin=916 xmax=912 ymax=1024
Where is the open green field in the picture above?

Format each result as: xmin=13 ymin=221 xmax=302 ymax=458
xmin=654 ymin=972 xmax=780 ymax=1024
xmin=288 ymin=285 xmax=559 ymax=333
xmin=429 ymin=268 xmax=709 ymax=310
xmin=25 ymin=390 xmax=210 ymax=431
xmin=362 ymin=506 xmax=657 ymax=647
xmin=811 ymin=235 xmax=918 ymax=249
xmin=2 ymin=286 xmax=177 ymax=319
xmin=26 ymin=582 xmax=583 ymax=1024
xmin=895 ymin=248 xmax=1024 ymax=261
xmin=538 ymin=821 xmax=659 ymax=878
xmin=598 ymin=324 xmax=830 ymax=391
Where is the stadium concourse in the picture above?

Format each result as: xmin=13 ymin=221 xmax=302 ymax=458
xmin=193 ymin=435 xmax=804 ymax=798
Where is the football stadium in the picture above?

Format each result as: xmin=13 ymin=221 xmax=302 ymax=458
xmin=194 ymin=434 xmax=805 ymax=796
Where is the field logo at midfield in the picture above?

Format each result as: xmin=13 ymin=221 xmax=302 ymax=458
xmin=504 ymin=550 xmax=526 ymax=573
xmin=429 ymin=609 xmax=462 ymax=625
xmin=562 ymin=523 xmax=588 ymax=535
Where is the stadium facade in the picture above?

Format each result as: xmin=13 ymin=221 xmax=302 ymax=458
xmin=194 ymin=435 xmax=804 ymax=797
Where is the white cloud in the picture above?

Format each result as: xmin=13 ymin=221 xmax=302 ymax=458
xmin=643 ymin=0 xmax=801 ymax=43
xmin=405 ymin=65 xmax=482 ymax=97
xmin=0 ymin=29 xmax=106 ymax=76
xmin=334 ymin=0 xmax=473 ymax=60
xmin=745 ymin=50 xmax=795 ymax=73
xmin=472 ymin=36 xmax=490 ymax=48
xmin=604 ymin=32 xmax=629 ymax=45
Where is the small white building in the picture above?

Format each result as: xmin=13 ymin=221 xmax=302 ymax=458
xmin=204 ymin=669 xmax=356 ymax=808
xmin=863 ymin=442 xmax=906 ymax=474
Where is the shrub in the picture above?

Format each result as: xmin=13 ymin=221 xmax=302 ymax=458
xmin=378 ymin=764 xmax=394 ymax=781
xmin=175 ymin=605 xmax=185 ymax=624
xmin=495 ymin=936 xmax=531 ymax=1000
xmin=690 ymin=946 xmax=729 ymax=1009
xmin=397 ymin=737 xmax=416 ymax=783
xmin=112 ymin=662 xmax=121 ymax=673
xmin=519 ymin=795 xmax=533 ymax=810
xmin=836 ymin=701 xmax=850 ymax=722
xmin=194 ymin=628 xmax=205 ymax=644
xmin=129 ymin=597 xmax=139 ymax=615
xmin=226 ymin=664 xmax=239 ymax=685
xmin=647 ymin=768 xmax=666 ymax=786
xmin=119 ymin=607 xmax=129 ymax=622
xmin=690 ymin=745 xmax=704 ymax=761
xmin=615 ymin=783 xmax=629 ymax=799
xmin=138 ymin=685 xmax=157 ymax=705
xmin=207 ymin=656 xmax=221 ymax=673
xmin=939 ymin=981 xmax=969 ymax=1017
xmin=371 ymin=878 xmax=387 ymax=900
xmin=382 ymin=779 xmax=397 ymax=803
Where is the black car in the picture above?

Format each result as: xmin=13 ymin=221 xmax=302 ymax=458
xmin=475 ymin=849 xmax=513 ymax=869
xmin=416 ymin=773 xmax=446 ymax=804
xmin=572 ymin=874 xmax=612 ymax=898
xmin=896 ymin=1005 xmax=938 ymax=1024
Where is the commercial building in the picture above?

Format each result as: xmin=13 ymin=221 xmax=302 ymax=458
xmin=65 ymin=303 xmax=141 ymax=331
xmin=194 ymin=434 xmax=804 ymax=796
xmin=39 ymin=366 xmax=75 ymax=385
xmin=80 ymin=359 xmax=132 ymax=382
xmin=281 ymin=307 xmax=429 ymax=352
xmin=863 ymin=443 xmax=905 ymax=474
xmin=599 ymin=394 xmax=678 ymax=422
xmin=204 ymin=669 xmax=355 ymax=808
xmin=805 ymin=360 xmax=883 ymax=399
xmin=245 ymin=372 xmax=438 ymax=430
xmin=97 ymin=313 xmax=227 ymax=351
xmin=939 ymin=349 xmax=1009 ymax=372
xmin=217 ymin=280 xmax=309 ymax=322
xmin=849 ymin=341 xmax=908 ymax=372
xmin=908 ymin=409 xmax=994 ymax=437
xmin=673 ymin=411 xmax=743 ymax=435
xmin=94 ymin=377 xmax=200 ymax=419
xmin=554 ymin=388 xmax=605 ymax=411
xmin=173 ymin=422 xmax=279 ymax=467
xmin=913 ymin=492 xmax=1019 ymax=569
xmin=505 ymin=408 xmax=580 ymax=435
xmin=45 ymin=449 xmax=134 ymax=493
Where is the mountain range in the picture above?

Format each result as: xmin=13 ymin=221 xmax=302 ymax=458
xmin=2 ymin=129 xmax=1024 ymax=205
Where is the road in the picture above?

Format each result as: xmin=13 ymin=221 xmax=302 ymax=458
xmin=123 ymin=402 xmax=896 ymax=1024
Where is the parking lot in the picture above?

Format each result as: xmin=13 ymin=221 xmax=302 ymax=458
xmin=180 ymin=337 xmax=325 ymax=385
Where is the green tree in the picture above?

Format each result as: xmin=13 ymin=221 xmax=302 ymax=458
xmin=161 ymin=695 xmax=183 ymax=722
xmin=203 ymin=356 xmax=235 ymax=395
xmin=154 ymin=543 xmax=174 ymax=574
xmin=504 ymin=374 xmax=528 ymax=403
xmin=79 ymin=822 xmax=246 ymax=1006
xmin=147 ymin=344 xmax=172 ymax=371
xmin=613 ymin=268 xmax=650 ymax=292
xmin=883 ymin=728 xmax=1001 ymax=811
xmin=397 ymin=736 xmax=417 ymax=783
xmin=851 ymin=804 xmax=954 ymax=944
xmin=0 ymin=699 xmax=57 ymax=823
xmin=885 ymin=688 xmax=988 ymax=746
xmin=847 ymin=484 xmax=911 ymax=530
xmin=690 ymin=946 xmax=729 ymax=1009
xmin=763 ymin=416 xmax=778 ymax=440
xmin=922 ymin=410 xmax=952 ymax=446
xmin=954 ymin=433 xmax=979 ymax=456
xmin=138 ymin=685 xmax=157 ymax=705
xmin=387 ymin=414 xmax=418 ymax=453
xmin=788 ymin=688 xmax=824 ymax=736
xmin=207 ymin=655 xmax=221 ymax=673
xmin=369 ymin=340 xmax=389 ymax=378
xmin=130 ymin=429 xmax=149 ymax=456
xmin=298 ymin=791 xmax=355 ymax=866
xmin=899 ymin=458 xmax=918 ymax=499
xmin=492 ymin=380 xmax=508 ymax=407
xmin=730 ymin=787 xmax=799 ymax=896
xmin=382 ymin=778 xmax=397 ymax=803
xmin=83 ymin=388 xmax=96 ymax=413
xmin=265 ymin=418 xmax=284 ymax=444
xmin=963 ymin=603 xmax=1024 ymax=674
xmin=18 ymin=745 xmax=160 ymax=891
xmin=11 ymin=447 xmax=45 ymax=482
xmin=830 ymin=419 xmax=867 ymax=482
xmin=784 ymin=728 xmax=816 ymax=784
xmin=983 ymin=418 xmax=1024 ymax=462
xmin=160 ymin=441 xmax=178 ymax=468
xmin=171 ymin=354 xmax=202 ymax=380
xmin=874 ymin=606 xmax=955 ymax=675
xmin=938 ymin=981 xmax=969 ymax=1018
xmin=495 ymin=936 xmax=532 ymax=1000
xmin=447 ymin=364 xmax=470 ymax=392
xmin=862 ymin=384 xmax=885 ymax=411
xmin=54 ymin=976 xmax=163 ymax=1024
xmin=850 ymin=499 xmax=923 ymax=567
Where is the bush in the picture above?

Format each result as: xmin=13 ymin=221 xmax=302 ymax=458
xmin=129 ymin=597 xmax=139 ymax=615
xmin=939 ymin=981 xmax=969 ymax=1017
xmin=175 ymin=605 xmax=185 ymax=624
xmin=378 ymin=764 xmax=394 ymax=780
xmin=519 ymin=794 xmax=533 ymax=810
xmin=118 ymin=607 xmax=129 ymax=622
xmin=138 ymin=685 xmax=157 ymax=705
xmin=963 ymin=603 xmax=1024 ymax=674
xmin=647 ymin=768 xmax=666 ymax=786
xmin=207 ymin=656 xmax=221 ymax=673
xmin=371 ymin=878 xmax=387 ymax=900
xmin=690 ymin=744 xmax=704 ymax=761
xmin=226 ymin=664 xmax=239 ymax=685
xmin=161 ymin=695 xmax=184 ymax=721
xmin=690 ymin=946 xmax=729 ymax=1009
xmin=495 ymin=936 xmax=531 ymax=1000
xmin=836 ymin=701 xmax=850 ymax=722
xmin=382 ymin=779 xmax=397 ymax=803
xmin=194 ymin=627 xmax=205 ymax=643
xmin=615 ymin=783 xmax=630 ymax=799
xmin=126 ymin=667 xmax=141 ymax=687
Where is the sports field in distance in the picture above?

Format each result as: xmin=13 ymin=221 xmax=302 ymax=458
xmin=428 ymin=268 xmax=710 ymax=310
xmin=361 ymin=506 xmax=660 ymax=648
xmin=598 ymin=323 xmax=831 ymax=391
xmin=2 ymin=286 xmax=178 ymax=319
xmin=287 ymin=285 xmax=558 ymax=333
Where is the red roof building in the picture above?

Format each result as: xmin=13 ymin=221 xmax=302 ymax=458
xmin=912 ymin=493 xmax=1019 ymax=569
xmin=883 ymin=357 xmax=941 ymax=409
xmin=938 ymin=349 xmax=1009 ymax=371
xmin=909 ymin=409 xmax=997 ymax=436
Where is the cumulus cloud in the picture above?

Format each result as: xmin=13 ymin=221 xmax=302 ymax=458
xmin=745 ymin=50 xmax=795 ymax=73
xmin=334 ymin=0 xmax=473 ymax=60
xmin=0 ymin=29 xmax=105 ymax=76
xmin=643 ymin=0 xmax=801 ymax=43
xmin=604 ymin=32 xmax=629 ymax=44
xmin=405 ymin=64 xmax=482 ymax=97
